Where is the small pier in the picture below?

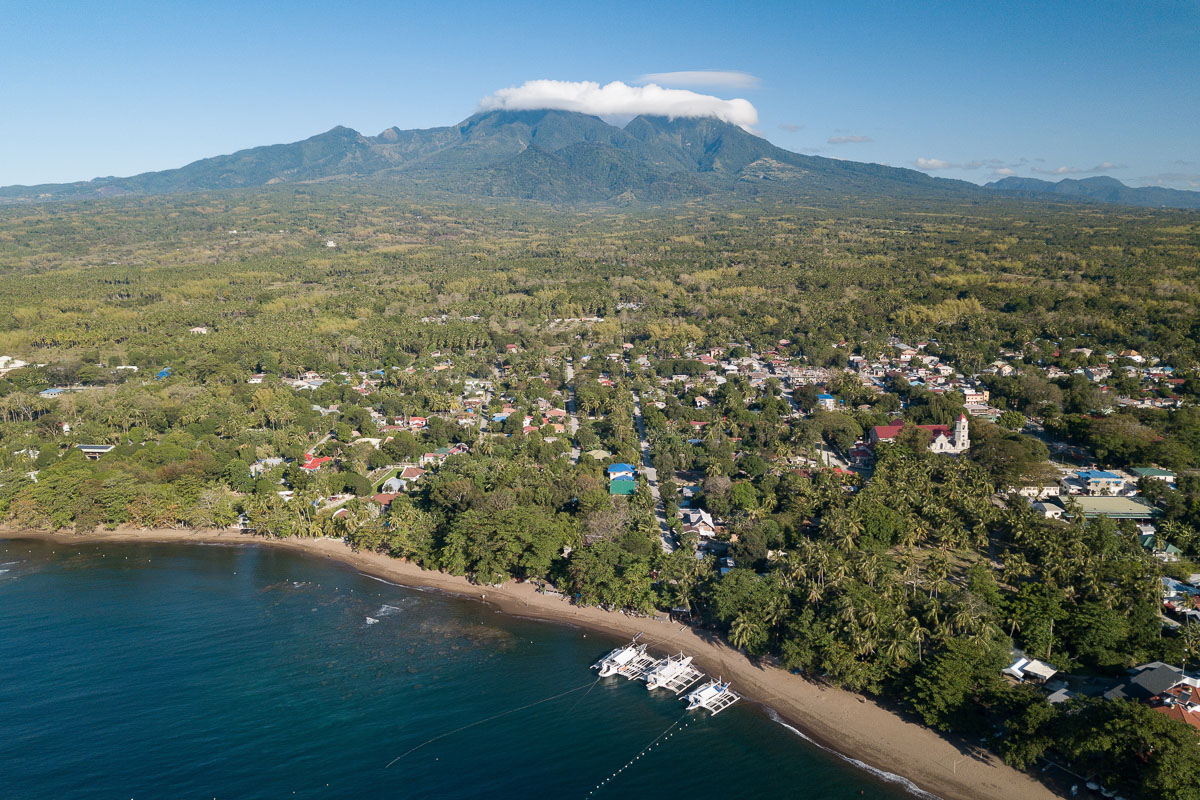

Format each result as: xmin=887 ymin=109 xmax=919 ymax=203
xmin=644 ymin=653 xmax=703 ymax=694
xmin=684 ymin=678 xmax=740 ymax=715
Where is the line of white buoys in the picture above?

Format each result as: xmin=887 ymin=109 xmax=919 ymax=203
xmin=587 ymin=716 xmax=690 ymax=796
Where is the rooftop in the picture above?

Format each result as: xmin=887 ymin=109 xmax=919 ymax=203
xmin=1065 ymin=496 xmax=1160 ymax=519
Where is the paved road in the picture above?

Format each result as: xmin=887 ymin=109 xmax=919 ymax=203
xmin=565 ymin=362 xmax=580 ymax=463
xmin=633 ymin=391 xmax=676 ymax=553
xmin=818 ymin=442 xmax=849 ymax=469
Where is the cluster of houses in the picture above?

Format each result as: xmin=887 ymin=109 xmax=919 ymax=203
xmin=492 ymin=401 xmax=569 ymax=435
xmin=1105 ymin=661 xmax=1200 ymax=731
xmin=1004 ymin=648 xmax=1200 ymax=733
xmin=853 ymin=340 xmax=1001 ymax=419
xmin=1016 ymin=464 xmax=1181 ymax=557
xmin=986 ymin=343 xmax=1185 ymax=410
xmin=1005 ymin=572 xmax=1200 ymax=730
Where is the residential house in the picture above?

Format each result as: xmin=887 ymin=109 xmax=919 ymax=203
xmin=679 ymin=508 xmax=718 ymax=540
xmin=419 ymin=443 xmax=469 ymax=467
xmin=609 ymin=478 xmax=636 ymax=496
xmin=300 ymin=454 xmax=332 ymax=471
xmin=249 ymin=457 xmax=285 ymax=477
xmin=75 ymin=444 xmax=115 ymax=460
xmin=1151 ymin=684 xmax=1200 ymax=731
xmin=1104 ymin=662 xmax=1199 ymax=703
xmin=1003 ymin=656 xmax=1058 ymax=684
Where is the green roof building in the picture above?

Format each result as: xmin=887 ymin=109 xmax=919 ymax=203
xmin=1066 ymin=496 xmax=1160 ymax=520
xmin=609 ymin=480 xmax=636 ymax=496
xmin=1130 ymin=467 xmax=1177 ymax=481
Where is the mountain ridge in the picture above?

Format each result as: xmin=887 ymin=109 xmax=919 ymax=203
xmin=2 ymin=111 xmax=1197 ymax=208
xmin=984 ymin=175 xmax=1200 ymax=209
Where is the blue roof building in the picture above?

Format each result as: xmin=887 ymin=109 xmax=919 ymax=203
xmin=607 ymin=463 xmax=636 ymax=474
xmin=1078 ymin=470 xmax=1120 ymax=480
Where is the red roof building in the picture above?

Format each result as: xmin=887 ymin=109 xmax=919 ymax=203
xmin=870 ymin=414 xmax=970 ymax=455
xmin=1153 ymin=702 xmax=1200 ymax=731
xmin=300 ymin=454 xmax=333 ymax=470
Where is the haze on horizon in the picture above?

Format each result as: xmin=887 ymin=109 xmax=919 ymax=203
xmin=1 ymin=0 xmax=1197 ymax=190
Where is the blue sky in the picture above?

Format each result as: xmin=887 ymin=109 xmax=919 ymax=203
xmin=2 ymin=0 xmax=1197 ymax=188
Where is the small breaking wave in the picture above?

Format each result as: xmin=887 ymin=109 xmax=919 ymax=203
xmin=766 ymin=708 xmax=942 ymax=800
xmin=361 ymin=574 xmax=402 ymax=587
xmin=375 ymin=604 xmax=403 ymax=617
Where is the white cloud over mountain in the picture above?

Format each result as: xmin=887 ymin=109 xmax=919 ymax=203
xmin=479 ymin=80 xmax=758 ymax=129
xmin=636 ymin=70 xmax=761 ymax=89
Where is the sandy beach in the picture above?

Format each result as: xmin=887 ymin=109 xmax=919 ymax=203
xmin=2 ymin=526 xmax=1064 ymax=800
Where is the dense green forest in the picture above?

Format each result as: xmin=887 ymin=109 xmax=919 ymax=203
xmin=2 ymin=187 xmax=1200 ymax=799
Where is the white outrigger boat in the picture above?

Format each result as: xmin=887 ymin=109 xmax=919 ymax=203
xmin=684 ymin=678 xmax=740 ymax=715
xmin=644 ymin=652 xmax=703 ymax=694
xmin=593 ymin=638 xmax=656 ymax=678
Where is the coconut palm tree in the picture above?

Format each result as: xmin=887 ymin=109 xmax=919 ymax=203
xmin=729 ymin=614 xmax=762 ymax=652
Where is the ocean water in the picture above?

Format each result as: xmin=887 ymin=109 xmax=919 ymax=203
xmin=0 ymin=538 xmax=923 ymax=800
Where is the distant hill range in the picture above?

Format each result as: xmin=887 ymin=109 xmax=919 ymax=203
xmin=2 ymin=110 xmax=1198 ymax=208
xmin=983 ymin=175 xmax=1200 ymax=210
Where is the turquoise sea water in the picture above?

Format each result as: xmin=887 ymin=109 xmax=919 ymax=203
xmin=0 ymin=538 xmax=926 ymax=799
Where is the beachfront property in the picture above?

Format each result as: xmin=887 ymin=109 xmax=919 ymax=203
xmin=1003 ymin=656 xmax=1058 ymax=685
xmin=1104 ymin=662 xmax=1200 ymax=705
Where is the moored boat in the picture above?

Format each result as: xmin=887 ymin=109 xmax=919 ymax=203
xmin=645 ymin=652 xmax=703 ymax=694
xmin=593 ymin=640 xmax=646 ymax=677
xmin=685 ymin=678 xmax=740 ymax=714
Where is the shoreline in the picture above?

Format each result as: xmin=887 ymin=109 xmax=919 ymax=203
xmin=2 ymin=526 xmax=1063 ymax=800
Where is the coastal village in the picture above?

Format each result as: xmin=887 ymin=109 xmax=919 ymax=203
xmin=3 ymin=315 xmax=1200 ymax=799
